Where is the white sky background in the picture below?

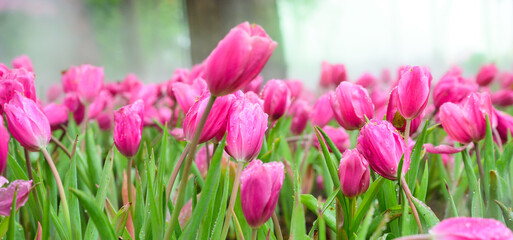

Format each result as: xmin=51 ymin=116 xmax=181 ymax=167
xmin=278 ymin=0 xmax=513 ymax=88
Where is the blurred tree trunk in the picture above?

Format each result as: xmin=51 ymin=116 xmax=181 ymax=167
xmin=186 ymin=0 xmax=287 ymax=80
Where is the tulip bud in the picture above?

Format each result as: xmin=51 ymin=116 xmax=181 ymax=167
xmin=172 ymin=78 xmax=208 ymax=114
xmin=386 ymin=88 xmax=424 ymax=135
xmin=183 ymin=93 xmax=234 ymax=144
xmin=97 ymin=112 xmax=113 ymax=131
xmin=433 ymin=74 xmax=478 ymax=108
xmin=289 ymin=100 xmax=310 ymax=135
xmin=63 ymin=65 xmax=104 ymax=104
xmin=243 ymin=75 xmax=263 ymax=93
xmin=357 ymin=119 xmax=410 ymax=180
xmin=330 ymin=82 xmax=374 ymax=130
xmin=166 ymin=68 xmax=190 ymax=100
xmin=0 ymin=79 xmax=24 ymax=114
xmin=355 ymin=73 xmax=376 ymax=89
xmin=476 ymin=63 xmax=497 ymax=86
xmin=204 ymin=22 xmax=277 ymax=96
xmin=338 ymin=149 xmax=370 ymax=198
xmin=4 ymin=92 xmax=51 ymax=152
xmin=285 ymin=79 xmax=303 ymax=100
xmin=88 ymin=91 xmax=111 ymax=119
xmin=43 ymin=103 xmax=68 ymax=130
xmin=130 ymin=83 xmax=159 ymax=106
xmin=430 ymin=217 xmax=513 ymax=239
xmin=313 ymin=126 xmax=350 ymax=153
xmin=491 ymin=90 xmax=513 ymax=107
xmin=63 ymin=93 xmax=85 ymax=125
xmin=311 ymin=94 xmax=333 ymax=127
xmin=320 ymin=61 xmax=347 ymax=87
xmin=12 ymin=55 xmax=33 ymax=72
xmin=226 ymin=95 xmax=268 ymax=162
xmin=5 ymin=69 xmax=36 ymax=102
xmin=240 ymin=160 xmax=284 ymax=228
xmin=439 ymin=92 xmax=496 ymax=144
xmin=46 ymin=84 xmax=62 ymax=103
xmin=499 ymin=72 xmax=513 ymax=89
xmin=396 ymin=66 xmax=432 ymax=119
xmin=494 ymin=109 xmax=513 ymax=143
xmin=370 ymin=88 xmax=388 ymax=120
xmin=114 ymin=100 xmax=144 ymax=158
xmin=0 ymin=177 xmax=32 ymax=216
xmin=262 ymin=79 xmax=291 ymax=122
xmin=0 ymin=119 xmax=9 ymax=174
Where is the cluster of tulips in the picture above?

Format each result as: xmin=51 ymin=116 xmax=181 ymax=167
xmin=2 ymin=21 xmax=513 ymax=240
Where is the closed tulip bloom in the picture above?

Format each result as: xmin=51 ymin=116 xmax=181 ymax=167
xmin=204 ymin=22 xmax=277 ymax=96
xmin=4 ymin=92 xmax=51 ymax=152
xmin=97 ymin=112 xmax=113 ymax=131
xmin=357 ymin=119 xmax=410 ymax=181
xmin=499 ymin=72 xmax=513 ymax=88
xmin=46 ymin=84 xmax=62 ymax=103
xmin=491 ymin=90 xmax=513 ymax=107
xmin=439 ymin=92 xmax=496 ymax=144
xmin=433 ymin=74 xmax=478 ymax=108
xmin=355 ymin=73 xmax=376 ymax=89
xmin=88 ymin=91 xmax=111 ymax=119
xmin=285 ymin=79 xmax=303 ymax=100
xmin=476 ymin=63 xmax=497 ymax=86
xmin=4 ymin=69 xmax=36 ymax=102
xmin=320 ymin=61 xmax=347 ymax=87
xmin=240 ymin=160 xmax=284 ymax=228
xmin=495 ymin=109 xmax=513 ymax=143
xmin=313 ymin=126 xmax=350 ymax=153
xmin=243 ymin=75 xmax=263 ymax=93
xmin=226 ymin=96 xmax=268 ymax=162
xmin=11 ymin=55 xmax=33 ymax=72
xmin=183 ymin=93 xmax=234 ymax=144
xmin=166 ymin=68 xmax=190 ymax=100
xmin=262 ymin=79 xmax=291 ymax=122
xmin=289 ymin=100 xmax=310 ymax=135
xmin=430 ymin=217 xmax=513 ymax=240
xmin=330 ymin=82 xmax=374 ymax=130
xmin=0 ymin=79 xmax=24 ymax=114
xmin=77 ymin=65 xmax=104 ymax=104
xmin=370 ymin=88 xmax=389 ymax=120
xmin=114 ymin=100 xmax=144 ymax=158
xmin=63 ymin=93 xmax=85 ymax=125
xmin=396 ymin=66 xmax=432 ymax=119
xmin=43 ymin=103 xmax=68 ymax=130
xmin=0 ymin=119 xmax=9 ymax=174
xmin=311 ymin=94 xmax=333 ymax=127
xmin=172 ymin=78 xmax=207 ymax=114
xmin=0 ymin=177 xmax=32 ymax=216
xmin=386 ymin=88 xmax=424 ymax=135
xmin=338 ymin=149 xmax=370 ymax=198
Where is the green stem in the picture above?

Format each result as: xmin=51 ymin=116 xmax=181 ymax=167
xmin=400 ymin=178 xmax=423 ymax=233
xmin=251 ymin=228 xmax=258 ymax=240
xmin=272 ymin=212 xmax=283 ymax=240
xmin=348 ymin=197 xmax=355 ymax=230
xmin=404 ymin=119 xmax=411 ymax=146
xmin=336 ymin=199 xmax=348 ymax=240
xmin=127 ymin=157 xmax=134 ymax=217
xmin=220 ymin=161 xmax=245 ymax=239
xmin=164 ymin=95 xmax=217 ymax=239
xmin=41 ymin=148 xmax=72 ymax=238
xmin=232 ymin=208 xmax=246 ymax=240
xmin=473 ymin=141 xmax=486 ymax=198
xmin=165 ymin=144 xmax=190 ymax=202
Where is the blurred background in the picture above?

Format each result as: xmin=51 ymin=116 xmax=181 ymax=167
xmin=1 ymin=0 xmax=512 ymax=92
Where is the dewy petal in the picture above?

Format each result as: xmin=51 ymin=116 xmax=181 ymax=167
xmin=240 ymin=160 xmax=272 ymax=228
xmin=430 ymin=217 xmax=513 ymax=240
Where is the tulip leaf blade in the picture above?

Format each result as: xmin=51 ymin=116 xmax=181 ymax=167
xmin=63 ymin=137 xmax=81 ymax=240
xmin=406 ymin=120 xmax=429 ymax=192
xmin=350 ymin=177 xmax=385 ymax=234
xmin=487 ymin=170 xmax=503 ymax=220
xmin=483 ymin=115 xmax=495 ymax=201
xmin=496 ymin=200 xmax=513 ymax=230
xmin=85 ymin=127 xmax=102 ymax=193
xmin=6 ymin=187 xmax=17 ymax=240
xmin=317 ymin=126 xmax=343 ymax=161
xmin=410 ymin=195 xmax=439 ymax=229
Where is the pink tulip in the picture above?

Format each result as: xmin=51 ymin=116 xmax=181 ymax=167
xmin=189 ymin=64 xmax=205 ymax=81
xmin=240 ymin=160 xmax=284 ymax=228
xmin=289 ymin=100 xmax=310 ymax=135
xmin=130 ymin=83 xmax=159 ymax=106
xmin=355 ymin=73 xmax=376 ymax=89
xmin=476 ymin=63 xmax=497 ymax=86
xmin=357 ymin=119 xmax=410 ymax=181
xmin=285 ymin=79 xmax=303 ymax=100
xmin=430 ymin=217 xmax=513 ymax=240
xmin=495 ymin=109 xmax=513 ymax=143
xmin=195 ymin=144 xmax=213 ymax=176
xmin=170 ymin=128 xmax=184 ymax=141
xmin=439 ymin=92 xmax=496 ymax=144
xmin=183 ymin=93 xmax=234 ymax=144
xmin=0 ymin=119 xmax=9 ymax=173
xmin=396 ymin=66 xmax=432 ymax=119
xmin=166 ymin=68 xmax=190 ymax=100
xmin=313 ymin=126 xmax=350 ymax=153
xmin=204 ymin=22 xmax=277 ymax=96
xmin=43 ymin=103 xmax=68 ymax=130
xmin=0 ymin=177 xmax=32 ymax=216
xmin=330 ymin=82 xmax=374 ymax=130
xmin=499 ymin=72 xmax=513 ymax=88
xmin=433 ymin=74 xmax=478 ymax=108
xmin=491 ymin=90 xmax=513 ymax=107
xmin=262 ymin=79 xmax=291 ymax=122
xmin=4 ymin=69 xmax=36 ymax=102
xmin=370 ymin=88 xmax=389 ymax=120
xmin=172 ymin=78 xmax=208 ymax=114
xmin=0 ymin=79 xmax=24 ymax=114
xmin=311 ymin=94 xmax=333 ymax=127
xmin=338 ymin=149 xmax=370 ymax=198
xmin=46 ymin=84 xmax=62 ymax=103
xmin=114 ymin=100 xmax=144 ymax=158
xmin=120 ymin=73 xmax=143 ymax=95
xmin=386 ymin=88 xmax=424 ymax=134
xmin=320 ymin=61 xmax=347 ymax=87
xmin=63 ymin=93 xmax=85 ymax=125
xmin=445 ymin=65 xmax=463 ymax=77
xmin=226 ymin=95 xmax=268 ymax=162
xmin=0 ymin=64 xmax=8 ymax=77
xmin=97 ymin=112 xmax=113 ymax=131
xmin=88 ymin=91 xmax=111 ymax=119
xmin=242 ymin=91 xmax=263 ymax=106
xmin=11 ymin=55 xmax=33 ymax=72
xmin=62 ymin=65 xmax=104 ymax=104
xmin=4 ymin=92 xmax=51 ymax=151
xmin=380 ymin=68 xmax=392 ymax=84
xmin=423 ymin=143 xmax=471 ymax=154
xmin=243 ymin=75 xmax=263 ymax=93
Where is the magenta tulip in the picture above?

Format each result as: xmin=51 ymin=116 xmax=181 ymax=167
xmin=313 ymin=126 xmax=350 ymax=153
xmin=285 ymin=79 xmax=303 ymax=100
xmin=46 ymin=84 xmax=62 ymax=103
xmin=329 ymin=82 xmax=374 ymax=130
xmin=355 ymin=73 xmax=376 ymax=89
xmin=4 ymin=69 xmax=36 ymax=102
xmin=396 ymin=66 xmax=431 ymax=119
xmin=386 ymin=88 xmax=424 ymax=135
xmin=97 ymin=112 xmax=113 ymax=131
xmin=476 ymin=63 xmax=497 ymax=86
xmin=0 ymin=177 xmax=32 ymax=216
xmin=243 ymin=75 xmax=263 ymax=93
xmin=433 ymin=74 xmax=478 ymax=108
xmin=370 ymin=88 xmax=389 ymax=120
xmin=43 ymin=103 xmax=68 ymax=130
xmin=130 ymin=83 xmax=159 ymax=106
xmin=338 ymin=149 xmax=370 ymax=198
xmin=491 ymin=90 xmax=513 ymax=107
xmin=439 ymin=92 xmax=496 ymax=144
xmin=319 ymin=61 xmax=347 ymax=87
xmin=289 ymin=100 xmax=310 ymax=135
xmin=240 ymin=160 xmax=284 ymax=228
xmin=183 ymin=93 xmax=234 ymax=144
xmin=499 ymin=72 xmax=513 ymax=88
xmin=172 ymin=78 xmax=208 ymax=114
xmin=0 ymin=119 xmax=9 ymax=174
xmin=63 ymin=93 xmax=85 ymax=125
xmin=4 ymin=92 xmax=51 ymax=152
xmin=430 ymin=217 xmax=513 ymax=240
xmin=204 ymin=22 xmax=277 ymax=96
xmin=62 ymin=65 xmax=104 ymax=104
xmin=311 ymin=94 xmax=333 ymax=127
xmin=357 ymin=119 xmax=410 ymax=180
xmin=0 ymin=79 xmax=24 ymax=114
xmin=226 ymin=95 xmax=268 ymax=162
xmin=495 ymin=109 xmax=513 ymax=143
xmin=114 ymin=100 xmax=144 ymax=158
xmin=88 ymin=91 xmax=111 ymax=119
xmin=262 ymin=79 xmax=291 ymax=122
xmin=11 ymin=55 xmax=33 ymax=72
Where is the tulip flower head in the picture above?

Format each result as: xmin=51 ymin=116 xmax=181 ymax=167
xmin=43 ymin=103 xmax=69 ymax=130
xmin=0 ymin=118 xmax=9 ymax=174
xmin=476 ymin=63 xmax=497 ymax=87
xmin=313 ymin=126 xmax=350 ymax=153
xmin=114 ymin=100 xmax=144 ymax=158
xmin=338 ymin=149 xmax=370 ymax=198
xmin=311 ymin=94 xmax=333 ymax=127
xmin=262 ymin=79 xmax=291 ymax=122
xmin=172 ymin=78 xmax=208 ymax=114
xmin=433 ymin=74 xmax=478 ymax=108
xmin=12 ymin=55 xmax=33 ymax=72
xmin=0 ymin=177 xmax=32 ymax=216
xmin=329 ymin=82 xmax=374 ymax=130
xmin=204 ymin=22 xmax=277 ymax=96
xmin=386 ymin=87 xmax=424 ymax=135
xmin=63 ymin=65 xmax=104 ymax=104
xmin=396 ymin=66 xmax=432 ymax=119
xmin=4 ymin=92 xmax=51 ymax=152
xmin=289 ymin=99 xmax=310 ymax=135
xmin=240 ymin=160 xmax=284 ymax=228
xmin=319 ymin=61 xmax=347 ymax=88
xmin=430 ymin=217 xmax=513 ymax=240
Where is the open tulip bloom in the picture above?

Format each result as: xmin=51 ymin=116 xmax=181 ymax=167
xmin=3 ymin=27 xmax=513 ymax=240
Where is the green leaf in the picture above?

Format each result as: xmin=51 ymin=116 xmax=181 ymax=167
xmin=0 ymin=216 xmax=9 ymax=239
xmin=85 ymin=128 xmax=102 ymax=193
xmin=496 ymin=200 xmax=513 ymax=230
xmin=209 ymin=162 xmax=231 ymax=238
xmin=317 ymin=127 xmax=343 ymax=161
xmin=301 ymin=194 xmax=336 ymax=231
xmin=411 ymin=196 xmax=439 ymax=229
xmin=442 ymin=181 xmax=458 ymax=218
xmin=483 ymin=115 xmax=495 ymax=201
xmin=7 ymin=187 xmax=18 ymax=240
xmin=417 ymin=160 xmax=429 ymax=202
xmin=461 ymin=149 xmax=481 ymax=200
xmin=351 ymin=177 xmax=384 ymax=233
xmin=64 ymin=138 xmax=81 ymax=240
xmin=70 ymin=188 xmax=117 ymax=240
xmin=113 ymin=204 xmax=130 ymax=236
xmin=406 ymin=121 xmax=429 ymax=192
xmin=487 ymin=170 xmax=503 ymax=220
